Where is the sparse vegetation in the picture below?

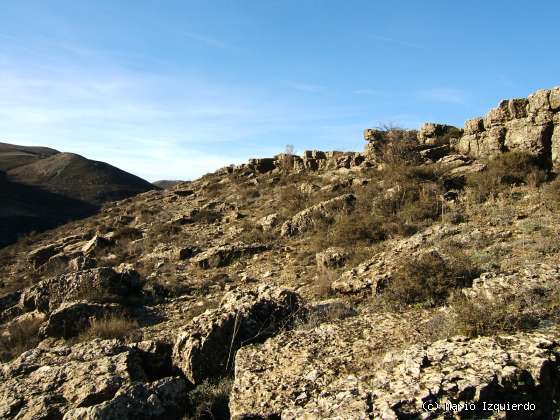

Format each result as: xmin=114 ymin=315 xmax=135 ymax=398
xmin=78 ymin=315 xmax=139 ymax=341
xmin=184 ymin=378 xmax=232 ymax=420
xmin=466 ymin=151 xmax=548 ymax=202
xmin=383 ymin=250 xmax=480 ymax=308
xmin=0 ymin=316 xmax=43 ymax=362
xmin=450 ymin=285 xmax=560 ymax=337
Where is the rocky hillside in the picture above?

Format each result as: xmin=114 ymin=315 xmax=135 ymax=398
xmin=0 ymin=143 xmax=157 ymax=247
xmin=1 ymin=87 xmax=560 ymax=419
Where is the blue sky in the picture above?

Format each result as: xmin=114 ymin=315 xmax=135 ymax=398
xmin=1 ymin=1 xmax=559 ymax=181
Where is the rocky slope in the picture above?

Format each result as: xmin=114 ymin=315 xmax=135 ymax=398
xmin=0 ymin=143 xmax=156 ymax=247
xmin=1 ymin=87 xmax=560 ymax=419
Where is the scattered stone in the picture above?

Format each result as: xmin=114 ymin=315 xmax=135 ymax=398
xmin=316 ymin=247 xmax=349 ymax=269
xmin=257 ymin=213 xmax=279 ymax=232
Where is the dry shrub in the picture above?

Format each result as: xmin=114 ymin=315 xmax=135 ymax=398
xmin=374 ymin=126 xmax=420 ymax=166
xmin=184 ymin=377 xmax=232 ymax=420
xmin=79 ymin=315 xmax=139 ymax=341
xmin=450 ymin=286 xmax=560 ymax=337
xmin=0 ymin=317 xmax=43 ymax=362
xmin=279 ymin=185 xmax=308 ymax=215
xmin=383 ymin=250 xmax=480 ymax=308
xmin=466 ymin=151 xmax=548 ymax=202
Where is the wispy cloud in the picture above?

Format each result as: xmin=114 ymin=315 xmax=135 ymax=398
xmin=369 ymin=35 xmax=424 ymax=50
xmin=419 ymin=88 xmax=470 ymax=105
xmin=286 ymin=81 xmax=326 ymax=93
xmin=182 ymin=31 xmax=230 ymax=49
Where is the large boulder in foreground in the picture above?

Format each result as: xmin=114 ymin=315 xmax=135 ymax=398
xmin=172 ymin=285 xmax=300 ymax=384
xmin=230 ymin=307 xmax=560 ymax=419
xmin=0 ymin=339 xmax=185 ymax=419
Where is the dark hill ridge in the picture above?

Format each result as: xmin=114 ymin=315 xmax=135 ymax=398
xmin=0 ymin=142 xmax=59 ymax=172
xmin=0 ymin=142 xmax=156 ymax=246
xmin=8 ymin=152 xmax=156 ymax=205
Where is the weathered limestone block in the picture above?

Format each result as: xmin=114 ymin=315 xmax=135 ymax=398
xmin=191 ymin=243 xmax=268 ymax=269
xmin=504 ymin=118 xmax=553 ymax=158
xmin=172 ymin=285 xmax=300 ymax=384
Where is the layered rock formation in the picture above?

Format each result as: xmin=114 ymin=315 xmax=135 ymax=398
xmin=456 ymin=87 xmax=560 ymax=166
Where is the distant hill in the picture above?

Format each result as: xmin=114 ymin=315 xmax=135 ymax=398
xmin=152 ymin=180 xmax=184 ymax=189
xmin=0 ymin=142 xmax=157 ymax=246
xmin=0 ymin=142 xmax=59 ymax=171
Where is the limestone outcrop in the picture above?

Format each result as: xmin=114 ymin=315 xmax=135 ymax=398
xmin=456 ymin=87 xmax=560 ymax=166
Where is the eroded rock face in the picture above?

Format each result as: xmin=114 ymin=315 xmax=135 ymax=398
xmin=230 ymin=314 xmax=560 ymax=420
xmin=0 ymin=339 xmax=184 ymax=419
xmin=172 ymin=285 xmax=300 ymax=384
xmin=456 ymin=87 xmax=560 ymax=166
xmin=280 ymin=194 xmax=356 ymax=237
xmin=191 ymin=243 xmax=269 ymax=269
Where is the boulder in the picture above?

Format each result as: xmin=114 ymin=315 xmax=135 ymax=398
xmin=456 ymin=87 xmax=560 ymax=164
xmin=172 ymin=285 xmax=300 ymax=384
xmin=39 ymin=300 xmax=123 ymax=339
xmin=230 ymin=309 xmax=560 ymax=419
xmin=82 ymin=234 xmax=114 ymax=255
xmin=191 ymin=243 xmax=268 ymax=269
xmin=19 ymin=267 xmax=143 ymax=313
xmin=63 ymin=377 xmax=187 ymax=420
xmin=28 ymin=243 xmax=61 ymax=269
xmin=177 ymin=245 xmax=202 ymax=260
xmin=281 ymin=194 xmax=355 ymax=237
xmin=257 ymin=213 xmax=280 ymax=232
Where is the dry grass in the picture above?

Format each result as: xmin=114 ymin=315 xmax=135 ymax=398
xmin=0 ymin=317 xmax=43 ymax=362
xmin=79 ymin=315 xmax=139 ymax=341
xmin=449 ymin=285 xmax=560 ymax=337
xmin=466 ymin=151 xmax=548 ymax=203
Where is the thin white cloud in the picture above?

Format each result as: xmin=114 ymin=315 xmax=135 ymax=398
xmin=182 ymin=31 xmax=230 ymax=49
xmin=419 ymin=88 xmax=469 ymax=105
